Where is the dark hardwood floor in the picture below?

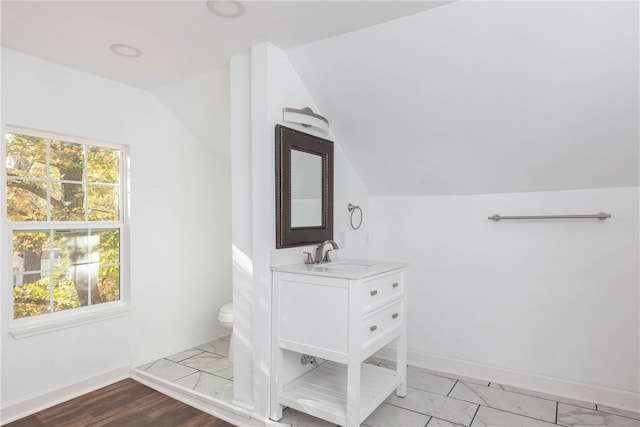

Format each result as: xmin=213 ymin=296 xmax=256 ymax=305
xmin=5 ymin=379 xmax=236 ymax=427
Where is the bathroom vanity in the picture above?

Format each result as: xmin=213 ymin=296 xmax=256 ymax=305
xmin=270 ymin=259 xmax=408 ymax=427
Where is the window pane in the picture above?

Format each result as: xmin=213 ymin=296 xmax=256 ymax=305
xmin=54 ymin=230 xmax=102 ymax=306
xmin=88 ymin=185 xmax=119 ymax=221
xmin=53 ymin=270 xmax=81 ymax=311
xmin=50 ymin=140 xmax=85 ymax=182
xmin=41 ymin=247 xmax=62 ymax=271
xmin=51 ymin=182 xmax=85 ymax=221
xmin=12 ymin=231 xmax=50 ymax=277
xmin=66 ymin=264 xmax=95 ymax=307
xmin=13 ymin=273 xmax=51 ymax=319
xmin=7 ymin=179 xmax=48 ymax=221
xmin=54 ymin=230 xmax=93 ymax=267
xmin=5 ymin=133 xmax=47 ymax=179
xmin=88 ymin=146 xmax=119 ymax=183
xmin=13 ymin=274 xmax=22 ymax=286
xmin=97 ymin=265 xmax=120 ymax=303
xmin=94 ymin=229 xmax=120 ymax=264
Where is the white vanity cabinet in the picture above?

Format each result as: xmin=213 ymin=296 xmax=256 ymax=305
xmin=270 ymin=261 xmax=408 ymax=427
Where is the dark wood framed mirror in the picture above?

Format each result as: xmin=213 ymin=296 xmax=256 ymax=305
xmin=276 ymin=125 xmax=333 ymax=248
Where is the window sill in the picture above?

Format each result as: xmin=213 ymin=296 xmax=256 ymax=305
xmin=9 ymin=302 xmax=129 ymax=339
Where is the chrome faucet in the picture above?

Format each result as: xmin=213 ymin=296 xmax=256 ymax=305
xmin=315 ymin=240 xmax=339 ymax=263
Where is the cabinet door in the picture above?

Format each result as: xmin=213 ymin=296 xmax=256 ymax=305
xmin=277 ymin=276 xmax=349 ymax=361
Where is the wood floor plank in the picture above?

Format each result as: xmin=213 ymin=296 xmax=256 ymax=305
xmin=5 ymin=379 xmax=236 ymax=427
xmin=3 ymin=416 xmax=45 ymax=427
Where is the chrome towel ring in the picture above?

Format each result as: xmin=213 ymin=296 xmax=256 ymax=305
xmin=348 ymin=203 xmax=363 ymax=230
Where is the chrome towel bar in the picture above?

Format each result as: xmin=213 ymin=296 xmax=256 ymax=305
xmin=488 ymin=212 xmax=611 ymax=221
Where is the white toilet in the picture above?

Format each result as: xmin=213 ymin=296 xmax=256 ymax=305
xmin=218 ymin=302 xmax=234 ymax=361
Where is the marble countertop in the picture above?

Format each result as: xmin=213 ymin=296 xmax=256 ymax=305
xmin=271 ymin=258 xmax=408 ymax=280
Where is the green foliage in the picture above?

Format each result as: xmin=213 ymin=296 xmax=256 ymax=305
xmin=98 ymin=266 xmax=120 ymax=302
xmin=12 ymin=265 xmax=120 ymax=318
xmin=6 ymin=134 xmax=47 ymax=179
xmin=6 ymin=132 xmax=120 ymax=222
xmin=12 ymin=271 xmax=81 ymax=318
xmin=13 ymin=279 xmax=51 ymax=319
xmin=88 ymin=146 xmax=119 ymax=183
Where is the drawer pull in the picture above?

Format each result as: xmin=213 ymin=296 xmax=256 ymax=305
xmin=392 ymin=282 xmax=399 ymax=288
xmin=369 ymin=325 xmax=378 ymax=332
xmin=392 ymin=313 xmax=399 ymax=319
xmin=370 ymin=290 xmax=378 ymax=296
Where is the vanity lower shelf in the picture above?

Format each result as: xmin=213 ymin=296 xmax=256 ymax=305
xmin=279 ymin=361 xmax=401 ymax=426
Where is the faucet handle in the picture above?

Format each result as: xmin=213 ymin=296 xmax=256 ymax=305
xmin=323 ymin=249 xmax=334 ymax=263
xmin=303 ymin=252 xmax=314 ymax=264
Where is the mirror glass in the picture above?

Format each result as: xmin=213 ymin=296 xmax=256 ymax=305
xmin=276 ymin=125 xmax=333 ymax=248
xmin=290 ymin=149 xmax=322 ymax=227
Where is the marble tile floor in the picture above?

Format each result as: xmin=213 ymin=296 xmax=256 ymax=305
xmin=135 ymin=335 xmax=235 ymax=404
xmin=136 ymin=342 xmax=639 ymax=427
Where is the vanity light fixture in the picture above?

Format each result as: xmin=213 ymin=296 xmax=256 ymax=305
xmin=206 ymin=0 xmax=245 ymax=18
xmin=283 ymin=107 xmax=330 ymax=132
xmin=109 ymin=43 xmax=142 ymax=58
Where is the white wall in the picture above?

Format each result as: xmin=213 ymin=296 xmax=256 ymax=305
xmin=229 ymin=42 xmax=371 ymax=418
xmin=151 ymin=67 xmax=231 ymax=161
xmin=126 ymin=86 xmax=232 ymax=367
xmin=370 ymin=187 xmax=639 ymax=410
xmin=1 ymin=48 xmax=231 ymax=418
xmin=230 ymin=51 xmax=254 ymax=410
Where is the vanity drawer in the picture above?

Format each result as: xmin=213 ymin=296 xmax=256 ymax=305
xmin=360 ymin=272 xmax=403 ymax=314
xmin=361 ymin=301 xmax=403 ymax=351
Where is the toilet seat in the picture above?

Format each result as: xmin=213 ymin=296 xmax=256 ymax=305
xmin=219 ymin=302 xmax=233 ymax=326
xmin=218 ymin=302 xmax=234 ymax=361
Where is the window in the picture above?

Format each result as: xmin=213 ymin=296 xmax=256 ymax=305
xmin=5 ymin=127 xmax=127 ymax=334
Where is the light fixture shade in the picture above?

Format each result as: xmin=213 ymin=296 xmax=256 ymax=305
xmin=109 ymin=43 xmax=142 ymax=58
xmin=206 ymin=1 xmax=245 ymax=18
xmin=283 ymin=107 xmax=330 ymax=132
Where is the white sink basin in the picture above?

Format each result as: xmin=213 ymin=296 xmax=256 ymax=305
xmin=272 ymin=258 xmax=408 ymax=280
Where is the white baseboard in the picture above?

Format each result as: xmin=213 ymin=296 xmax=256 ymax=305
xmin=0 ymin=366 xmax=130 ymax=425
xmin=376 ymin=347 xmax=640 ymax=413
xmin=1 ymin=365 xmax=266 ymax=427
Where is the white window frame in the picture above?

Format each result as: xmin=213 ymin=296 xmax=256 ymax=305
xmin=3 ymin=125 xmax=130 ymax=339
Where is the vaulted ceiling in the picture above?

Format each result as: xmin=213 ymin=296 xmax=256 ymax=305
xmin=2 ymin=1 xmax=638 ymax=196
xmin=287 ymin=1 xmax=639 ymax=195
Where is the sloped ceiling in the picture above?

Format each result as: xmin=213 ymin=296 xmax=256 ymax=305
xmin=287 ymin=1 xmax=639 ymax=196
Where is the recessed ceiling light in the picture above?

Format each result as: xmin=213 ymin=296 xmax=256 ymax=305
xmin=109 ymin=43 xmax=142 ymax=58
xmin=206 ymin=1 xmax=245 ymax=18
